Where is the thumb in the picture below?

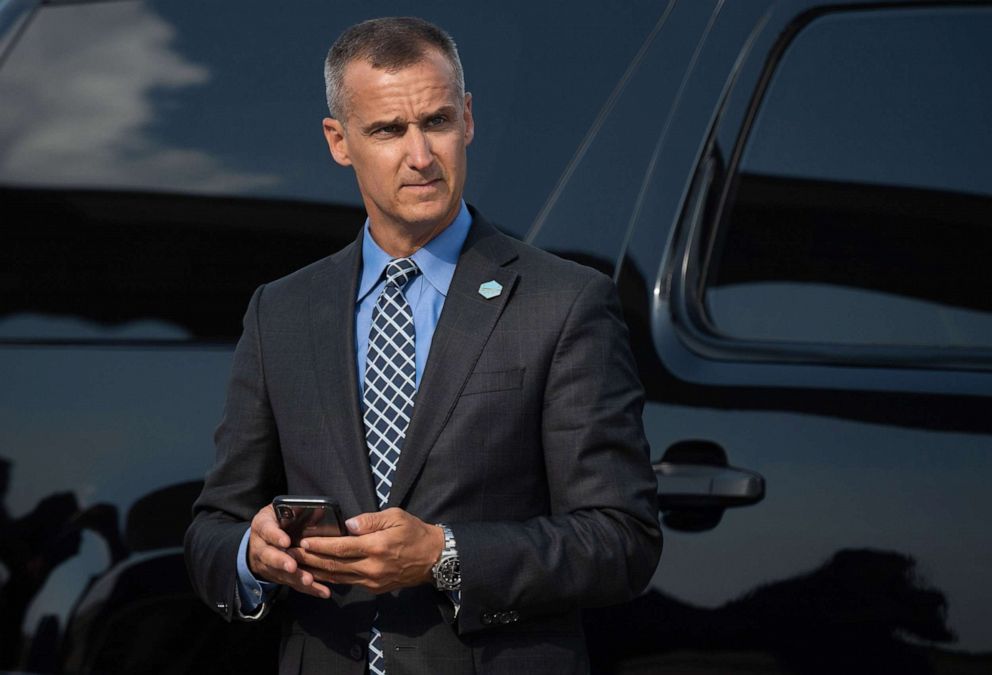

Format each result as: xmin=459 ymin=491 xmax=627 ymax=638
xmin=345 ymin=511 xmax=387 ymax=535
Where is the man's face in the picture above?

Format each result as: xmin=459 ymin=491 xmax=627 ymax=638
xmin=322 ymin=49 xmax=474 ymax=237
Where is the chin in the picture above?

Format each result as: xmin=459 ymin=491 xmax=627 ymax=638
xmin=399 ymin=202 xmax=456 ymax=228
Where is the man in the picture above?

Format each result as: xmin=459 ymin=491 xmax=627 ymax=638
xmin=185 ymin=16 xmax=661 ymax=675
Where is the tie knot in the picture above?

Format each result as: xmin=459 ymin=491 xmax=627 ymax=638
xmin=385 ymin=258 xmax=420 ymax=288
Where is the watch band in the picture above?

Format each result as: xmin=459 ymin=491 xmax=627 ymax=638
xmin=432 ymin=523 xmax=461 ymax=591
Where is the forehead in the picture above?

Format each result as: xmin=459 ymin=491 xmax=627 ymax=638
xmin=341 ymin=49 xmax=461 ymax=121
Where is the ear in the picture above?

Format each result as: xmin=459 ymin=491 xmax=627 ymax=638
xmin=462 ymin=92 xmax=475 ymax=147
xmin=322 ymin=117 xmax=352 ymax=167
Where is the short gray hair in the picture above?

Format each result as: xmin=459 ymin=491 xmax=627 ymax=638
xmin=324 ymin=16 xmax=465 ymax=121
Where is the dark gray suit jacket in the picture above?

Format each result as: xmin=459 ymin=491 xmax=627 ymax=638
xmin=184 ymin=211 xmax=662 ymax=675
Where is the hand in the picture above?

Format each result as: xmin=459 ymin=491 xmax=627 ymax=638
xmin=290 ymin=507 xmax=444 ymax=595
xmin=247 ymin=504 xmax=331 ymax=599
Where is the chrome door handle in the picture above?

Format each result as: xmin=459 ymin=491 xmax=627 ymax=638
xmin=653 ymin=439 xmax=766 ymax=511
xmin=653 ymin=461 xmax=764 ymax=509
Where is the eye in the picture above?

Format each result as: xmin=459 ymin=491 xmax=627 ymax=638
xmin=425 ymin=115 xmax=448 ymax=128
xmin=373 ymin=124 xmax=402 ymax=137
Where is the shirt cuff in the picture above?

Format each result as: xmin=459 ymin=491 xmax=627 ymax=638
xmin=236 ymin=526 xmax=278 ymax=616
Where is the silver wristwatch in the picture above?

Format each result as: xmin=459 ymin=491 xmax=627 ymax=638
xmin=432 ymin=523 xmax=461 ymax=591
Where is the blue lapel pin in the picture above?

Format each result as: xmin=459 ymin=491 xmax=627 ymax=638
xmin=478 ymin=280 xmax=503 ymax=299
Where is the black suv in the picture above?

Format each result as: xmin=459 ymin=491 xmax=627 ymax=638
xmin=2 ymin=1 xmax=989 ymax=673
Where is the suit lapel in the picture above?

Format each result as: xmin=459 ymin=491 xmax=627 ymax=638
xmin=309 ymin=231 xmax=379 ymax=514
xmin=387 ymin=217 xmax=519 ymax=508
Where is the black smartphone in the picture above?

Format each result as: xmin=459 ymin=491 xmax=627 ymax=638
xmin=272 ymin=495 xmax=348 ymax=546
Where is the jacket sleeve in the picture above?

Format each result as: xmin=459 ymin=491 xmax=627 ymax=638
xmin=184 ymin=285 xmax=288 ymax=622
xmin=450 ymin=272 xmax=662 ymax=634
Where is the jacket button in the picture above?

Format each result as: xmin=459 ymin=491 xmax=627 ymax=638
xmin=481 ymin=612 xmax=494 ymax=625
xmin=350 ymin=643 xmax=364 ymax=660
xmin=508 ymin=610 xmax=520 ymax=622
xmin=498 ymin=612 xmax=512 ymax=624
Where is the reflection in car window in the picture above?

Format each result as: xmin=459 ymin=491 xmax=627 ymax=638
xmin=0 ymin=0 xmax=663 ymax=342
xmin=0 ymin=188 xmax=363 ymax=343
xmin=704 ymin=8 xmax=992 ymax=351
xmin=0 ymin=0 xmax=662 ymax=239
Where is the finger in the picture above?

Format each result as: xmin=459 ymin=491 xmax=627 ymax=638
xmin=251 ymin=551 xmax=333 ymax=600
xmin=288 ymin=547 xmax=359 ymax=572
xmin=304 ymin=561 xmax=380 ymax=588
xmin=288 ymin=582 xmax=331 ymax=599
xmin=255 ymin=514 xmax=291 ymax=548
xmin=306 ymin=563 xmax=394 ymax=595
xmin=284 ymin=570 xmax=332 ymax=599
xmin=256 ymin=542 xmax=298 ymax=576
xmin=290 ymin=549 xmax=385 ymax=587
xmin=345 ymin=509 xmax=401 ymax=535
xmin=300 ymin=534 xmax=371 ymax=558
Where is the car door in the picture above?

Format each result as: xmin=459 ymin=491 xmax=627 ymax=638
xmin=533 ymin=1 xmax=992 ymax=672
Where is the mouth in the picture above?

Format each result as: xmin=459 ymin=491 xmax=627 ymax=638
xmin=402 ymin=178 xmax=443 ymax=191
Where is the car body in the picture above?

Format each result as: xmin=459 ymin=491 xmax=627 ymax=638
xmin=1 ymin=0 xmax=989 ymax=672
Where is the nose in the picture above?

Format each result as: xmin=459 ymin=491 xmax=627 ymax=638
xmin=405 ymin=128 xmax=434 ymax=171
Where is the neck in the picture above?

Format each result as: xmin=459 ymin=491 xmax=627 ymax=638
xmin=368 ymin=212 xmax=458 ymax=258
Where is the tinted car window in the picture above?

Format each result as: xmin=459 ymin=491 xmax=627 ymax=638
xmin=0 ymin=0 xmax=662 ymax=342
xmin=702 ymin=8 xmax=992 ymax=352
xmin=0 ymin=0 xmax=661 ymax=236
xmin=0 ymin=188 xmax=363 ymax=343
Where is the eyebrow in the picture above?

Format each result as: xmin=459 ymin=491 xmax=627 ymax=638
xmin=361 ymin=105 xmax=459 ymax=136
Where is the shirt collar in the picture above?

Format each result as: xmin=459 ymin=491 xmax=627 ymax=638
xmin=357 ymin=200 xmax=472 ymax=303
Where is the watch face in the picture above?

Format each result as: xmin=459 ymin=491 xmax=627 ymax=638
xmin=438 ymin=557 xmax=460 ymax=588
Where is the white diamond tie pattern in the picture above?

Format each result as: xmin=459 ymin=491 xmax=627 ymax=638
xmin=364 ymin=257 xmax=419 ymax=675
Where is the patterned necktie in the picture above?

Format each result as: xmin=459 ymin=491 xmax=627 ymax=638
xmin=363 ymin=257 xmax=420 ymax=675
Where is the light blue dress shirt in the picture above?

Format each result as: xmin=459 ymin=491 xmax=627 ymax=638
xmin=235 ymin=201 xmax=472 ymax=615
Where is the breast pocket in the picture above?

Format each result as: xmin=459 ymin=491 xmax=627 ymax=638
xmin=459 ymin=367 xmax=525 ymax=396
